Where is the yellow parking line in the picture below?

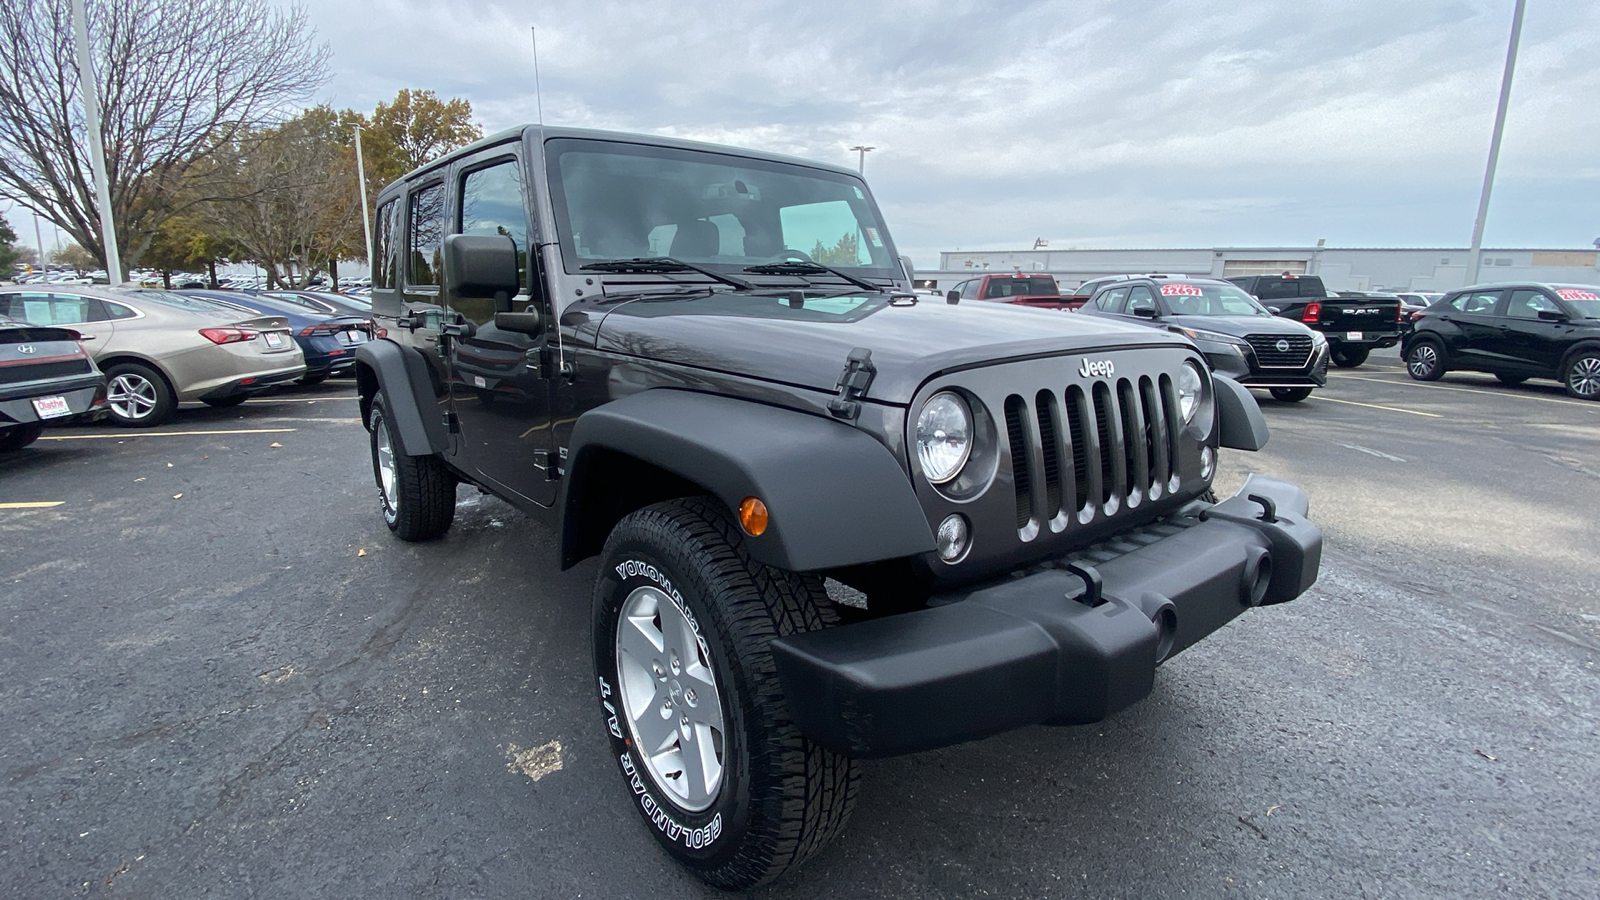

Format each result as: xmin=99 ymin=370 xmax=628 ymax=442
xmin=38 ymin=428 xmax=297 ymax=441
xmin=1317 ymin=396 xmax=1443 ymax=418
xmin=0 ymin=501 xmax=64 ymax=509
xmin=1330 ymin=374 xmax=1597 ymax=409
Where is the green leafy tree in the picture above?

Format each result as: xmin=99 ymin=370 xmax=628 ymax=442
xmin=0 ymin=212 xmax=19 ymax=273
xmin=51 ymin=242 xmax=99 ymax=273
xmin=810 ymin=232 xmax=862 ymax=267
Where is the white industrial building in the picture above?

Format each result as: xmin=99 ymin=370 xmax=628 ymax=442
xmin=920 ymin=246 xmax=1600 ymax=294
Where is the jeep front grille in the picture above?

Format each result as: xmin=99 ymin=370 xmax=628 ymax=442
xmin=1244 ymin=334 xmax=1314 ymax=368
xmin=1003 ymin=375 xmax=1181 ymax=538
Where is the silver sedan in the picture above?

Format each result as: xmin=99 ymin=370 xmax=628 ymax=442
xmin=0 ymin=286 xmax=305 ymax=426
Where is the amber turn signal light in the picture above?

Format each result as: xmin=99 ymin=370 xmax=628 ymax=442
xmin=738 ymin=497 xmax=769 ymax=536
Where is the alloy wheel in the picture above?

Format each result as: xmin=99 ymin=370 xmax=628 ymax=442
xmin=1570 ymin=356 xmax=1600 ymax=399
xmin=107 ymin=373 xmax=159 ymax=421
xmin=1408 ymin=345 xmax=1438 ymax=378
xmin=615 ymin=584 xmax=726 ymax=812
xmin=374 ymin=418 xmax=397 ymax=510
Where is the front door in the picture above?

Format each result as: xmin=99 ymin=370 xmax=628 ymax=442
xmin=1497 ymin=289 xmax=1569 ymax=374
xmin=440 ymin=147 xmax=557 ymax=507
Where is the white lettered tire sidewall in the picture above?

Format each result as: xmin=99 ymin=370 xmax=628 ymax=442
xmin=593 ymin=543 xmax=748 ymax=867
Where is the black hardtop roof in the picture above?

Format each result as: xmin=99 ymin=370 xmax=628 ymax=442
xmin=390 ymin=125 xmax=862 ymax=191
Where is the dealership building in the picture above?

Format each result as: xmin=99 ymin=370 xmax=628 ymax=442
xmin=918 ymin=246 xmax=1600 ymax=294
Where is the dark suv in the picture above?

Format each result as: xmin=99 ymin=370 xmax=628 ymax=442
xmin=1403 ymin=282 xmax=1600 ymax=399
xmin=1227 ymin=273 xmax=1402 ymax=367
xmin=1080 ymin=277 xmax=1329 ymax=401
xmin=355 ymin=126 xmax=1324 ymax=888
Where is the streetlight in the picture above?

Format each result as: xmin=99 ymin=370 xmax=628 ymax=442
xmin=849 ymin=145 xmax=875 ymax=174
xmin=1467 ymin=0 xmax=1528 ymax=286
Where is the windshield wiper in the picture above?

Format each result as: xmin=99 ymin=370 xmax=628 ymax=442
xmin=742 ymin=260 xmax=884 ymax=293
xmin=580 ymin=256 xmax=754 ymax=290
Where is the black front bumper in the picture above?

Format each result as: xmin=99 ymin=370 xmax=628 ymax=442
xmin=771 ymin=475 xmax=1322 ymax=758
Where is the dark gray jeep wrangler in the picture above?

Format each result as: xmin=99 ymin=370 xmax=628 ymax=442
xmin=355 ymin=126 xmax=1323 ymax=889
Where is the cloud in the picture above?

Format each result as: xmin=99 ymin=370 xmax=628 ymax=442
xmin=294 ymin=0 xmax=1600 ymax=266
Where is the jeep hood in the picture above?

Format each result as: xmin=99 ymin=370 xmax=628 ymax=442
xmin=586 ymin=292 xmax=1192 ymax=403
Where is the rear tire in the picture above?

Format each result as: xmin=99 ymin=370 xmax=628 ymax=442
xmin=1269 ymin=387 xmax=1313 ymax=402
xmin=0 ymin=422 xmax=44 ymax=451
xmin=1331 ymin=346 xmax=1370 ymax=368
xmin=592 ymin=498 xmax=859 ymax=890
xmin=368 ymin=393 xmax=455 ymax=540
xmin=1406 ymin=339 xmax=1445 ymax=381
xmin=104 ymin=361 xmax=176 ymax=427
xmin=1564 ymin=350 xmax=1600 ymax=400
xmin=202 ymin=395 xmax=249 ymax=408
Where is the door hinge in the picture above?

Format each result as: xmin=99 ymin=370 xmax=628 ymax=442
xmin=828 ymin=347 xmax=876 ymax=421
xmin=533 ymin=449 xmax=562 ymax=480
xmin=444 ymin=411 xmax=460 ymax=434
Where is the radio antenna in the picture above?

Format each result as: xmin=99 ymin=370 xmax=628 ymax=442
xmin=531 ymin=27 xmax=545 ymax=125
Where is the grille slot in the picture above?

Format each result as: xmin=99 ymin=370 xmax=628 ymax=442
xmin=1065 ymin=385 xmax=1090 ymax=513
xmin=1245 ymin=333 xmax=1314 ymax=368
xmin=1034 ymin=391 xmax=1063 ymax=522
xmin=0 ymin=358 xmax=92 ymax=385
xmin=1003 ymin=395 xmax=1033 ymax=529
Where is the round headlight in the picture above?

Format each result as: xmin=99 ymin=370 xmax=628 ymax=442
xmin=1178 ymin=361 xmax=1205 ymax=423
xmin=916 ymin=392 xmax=972 ymax=484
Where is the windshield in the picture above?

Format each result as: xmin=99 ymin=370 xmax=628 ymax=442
xmin=1161 ymin=282 xmax=1270 ymax=316
xmin=545 ymin=138 xmax=897 ymax=277
xmin=1555 ymin=286 xmax=1600 ymax=318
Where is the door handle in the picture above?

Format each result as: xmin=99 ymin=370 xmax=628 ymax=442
xmin=440 ymin=320 xmax=476 ymax=339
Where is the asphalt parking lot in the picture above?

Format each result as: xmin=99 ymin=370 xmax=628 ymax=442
xmin=3 ymin=353 xmax=1597 ymax=899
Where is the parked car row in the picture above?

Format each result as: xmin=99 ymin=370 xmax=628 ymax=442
xmin=180 ymin=290 xmax=372 ymax=385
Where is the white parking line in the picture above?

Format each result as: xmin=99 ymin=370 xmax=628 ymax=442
xmin=1330 ymin=374 xmax=1598 ymax=410
xmin=242 ymin=395 xmax=358 ymax=404
xmin=39 ymin=428 xmax=297 ymax=441
xmin=0 ymin=501 xmax=64 ymax=509
xmin=1316 ymin=396 xmax=1442 ymax=418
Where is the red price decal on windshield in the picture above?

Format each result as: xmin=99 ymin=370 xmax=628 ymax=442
xmin=1556 ymin=289 xmax=1598 ymax=302
xmin=1160 ymin=283 xmax=1204 ymax=296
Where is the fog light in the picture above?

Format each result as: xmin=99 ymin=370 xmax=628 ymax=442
xmin=935 ymin=514 xmax=970 ymax=563
xmin=1201 ymin=446 xmax=1215 ymax=480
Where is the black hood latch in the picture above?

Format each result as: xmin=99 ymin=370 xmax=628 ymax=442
xmin=828 ymin=348 xmax=876 ymax=421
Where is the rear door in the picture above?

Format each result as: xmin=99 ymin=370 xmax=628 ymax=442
xmin=441 ymin=144 xmax=557 ymax=507
xmin=1441 ymin=289 xmax=1505 ymax=365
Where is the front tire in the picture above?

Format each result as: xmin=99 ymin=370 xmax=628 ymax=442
xmin=1565 ymin=350 xmax=1600 ymax=400
xmin=1269 ymin=387 xmax=1313 ymax=402
xmin=1331 ymin=345 xmax=1370 ymax=368
xmin=104 ymin=361 xmax=175 ymax=427
xmin=1406 ymin=339 xmax=1445 ymax=381
xmin=368 ymin=393 xmax=455 ymax=540
xmin=0 ymin=422 xmax=44 ymax=451
xmin=592 ymin=498 xmax=859 ymax=890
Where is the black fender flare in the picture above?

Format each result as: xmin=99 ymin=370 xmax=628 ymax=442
xmin=1559 ymin=340 xmax=1600 ymax=374
xmin=1213 ymin=374 xmax=1269 ymax=451
xmin=355 ymin=340 xmax=447 ymax=456
xmin=560 ymin=389 xmax=935 ymax=572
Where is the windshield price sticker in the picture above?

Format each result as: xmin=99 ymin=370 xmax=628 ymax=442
xmin=1160 ymin=284 xmax=1204 ymax=296
xmin=1556 ymin=289 xmax=1598 ymax=302
xmin=863 ymin=226 xmax=883 ymax=248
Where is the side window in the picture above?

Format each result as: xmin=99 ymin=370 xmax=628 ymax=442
xmin=459 ymin=159 xmax=529 ymax=286
xmin=1450 ymin=290 xmax=1501 ymax=314
xmin=961 ymin=280 xmax=980 ymax=300
xmin=408 ymin=182 xmax=446 ymax=287
xmin=1505 ymin=290 xmax=1559 ymax=319
xmin=372 ymin=199 xmax=396 ymax=289
xmin=1099 ymin=287 xmax=1130 ymax=312
xmin=1127 ymin=286 xmax=1157 ymax=314
xmin=104 ymin=301 xmax=138 ymax=320
xmin=39 ymin=293 xmax=103 ymax=324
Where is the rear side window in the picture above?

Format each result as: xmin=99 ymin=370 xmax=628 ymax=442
xmin=1450 ymin=290 xmax=1501 ymax=314
xmin=373 ymin=199 xmax=397 ymax=289
xmin=408 ymin=183 xmax=446 ymax=287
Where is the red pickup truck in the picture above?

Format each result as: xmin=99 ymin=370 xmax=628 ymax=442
xmin=945 ymin=273 xmax=1075 ymax=310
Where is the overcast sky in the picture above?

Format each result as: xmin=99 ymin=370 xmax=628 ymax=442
xmin=17 ymin=1 xmax=1596 ymax=269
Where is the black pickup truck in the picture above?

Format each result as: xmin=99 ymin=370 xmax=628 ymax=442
xmin=1226 ymin=274 xmax=1402 ymax=367
xmin=355 ymin=126 xmax=1324 ymax=889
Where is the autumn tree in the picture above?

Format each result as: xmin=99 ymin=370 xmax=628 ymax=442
xmin=359 ymin=90 xmax=483 ymax=189
xmin=51 ymin=242 xmax=99 ymax=273
xmin=141 ymin=212 xmax=237 ymax=288
xmin=0 ymin=0 xmax=329 ymax=281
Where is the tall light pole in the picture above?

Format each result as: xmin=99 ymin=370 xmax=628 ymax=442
xmin=354 ymin=125 xmax=373 ymax=270
xmin=849 ymin=145 xmax=875 ymax=174
xmin=1467 ymin=0 xmax=1528 ymax=287
xmin=70 ymin=0 xmax=121 ymax=284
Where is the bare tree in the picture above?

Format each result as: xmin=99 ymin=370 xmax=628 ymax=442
xmin=0 ymin=0 xmax=329 ymax=279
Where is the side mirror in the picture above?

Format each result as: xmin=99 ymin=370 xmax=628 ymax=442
xmin=1537 ymin=309 xmax=1568 ymax=322
xmin=444 ymin=233 xmax=519 ymax=303
xmin=946 ymin=290 xmax=960 ymax=304
xmin=1132 ymin=306 xmax=1158 ymax=318
xmin=1266 ymin=306 xmax=1282 ymax=315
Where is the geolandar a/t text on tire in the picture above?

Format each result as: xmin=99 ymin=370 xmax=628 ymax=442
xmin=355 ymin=126 xmax=1325 ymax=888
